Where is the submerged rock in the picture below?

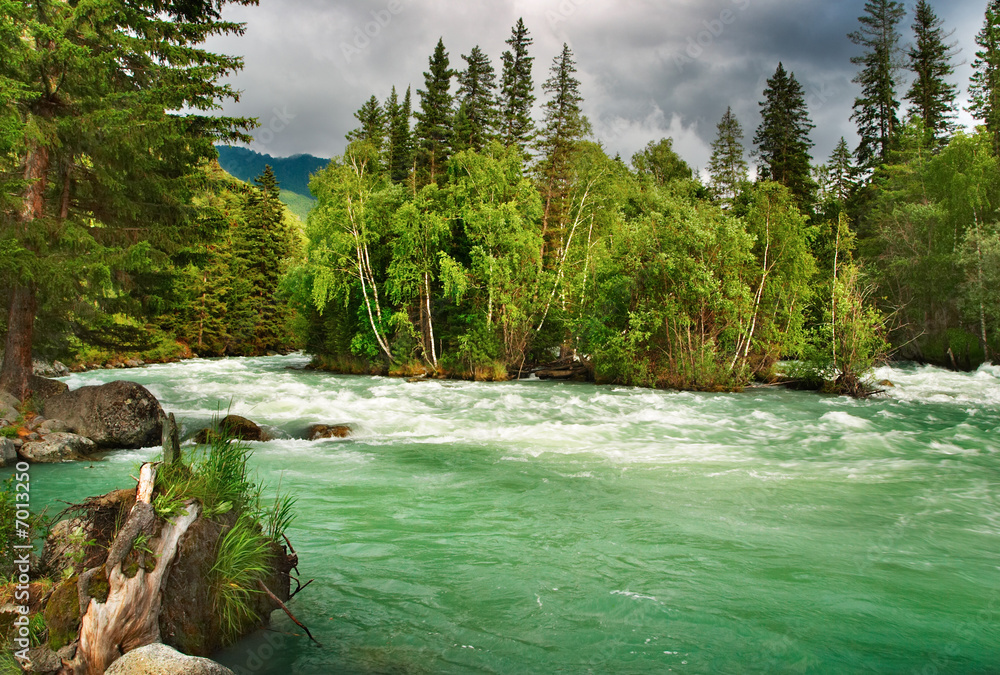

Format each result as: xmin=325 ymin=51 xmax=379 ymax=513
xmin=194 ymin=414 xmax=270 ymax=443
xmin=308 ymin=423 xmax=352 ymax=440
xmin=105 ymin=643 xmax=235 ymax=675
xmin=19 ymin=432 xmax=97 ymax=463
xmin=44 ymin=381 xmax=163 ymax=448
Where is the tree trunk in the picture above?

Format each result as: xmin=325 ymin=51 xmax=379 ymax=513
xmin=0 ymin=286 xmax=37 ymax=401
xmin=1 ymin=139 xmax=50 ymax=401
xmin=76 ymin=464 xmax=202 ymax=675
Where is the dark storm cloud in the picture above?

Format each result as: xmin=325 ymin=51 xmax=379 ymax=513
xmin=204 ymin=0 xmax=988 ymax=173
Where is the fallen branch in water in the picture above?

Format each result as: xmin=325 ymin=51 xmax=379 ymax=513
xmin=257 ymin=579 xmax=321 ymax=646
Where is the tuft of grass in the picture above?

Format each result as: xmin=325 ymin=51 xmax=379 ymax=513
xmin=210 ymin=512 xmax=274 ymax=642
xmin=0 ymin=426 xmax=19 ymax=438
xmin=155 ymin=428 xmax=256 ymax=517
xmin=151 ymin=421 xmax=296 ymax=646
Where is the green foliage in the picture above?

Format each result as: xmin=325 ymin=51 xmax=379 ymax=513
xmin=632 ymin=138 xmax=693 ymax=186
xmin=754 ymin=63 xmax=817 ymax=209
xmin=210 ymin=512 xmax=274 ymax=643
xmin=969 ymin=0 xmax=1000 ymax=156
xmin=385 ymin=86 xmax=415 ymax=184
xmin=906 ymin=0 xmax=960 ymax=146
xmin=862 ymin=126 xmax=1000 ymax=366
xmin=499 ymin=18 xmax=536 ymax=155
xmin=346 ymin=95 xmax=387 ymax=152
xmin=158 ymin=162 xmax=303 ymax=357
xmin=708 ymin=107 xmax=749 ymax=205
xmin=455 ymin=46 xmax=500 ymax=152
xmin=849 ymin=0 xmax=908 ymax=168
xmin=0 ymin=0 xmax=258 ymax=395
xmin=415 ymin=39 xmax=456 ymax=185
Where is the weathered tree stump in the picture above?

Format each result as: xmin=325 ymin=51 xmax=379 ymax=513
xmin=74 ymin=463 xmax=201 ymax=675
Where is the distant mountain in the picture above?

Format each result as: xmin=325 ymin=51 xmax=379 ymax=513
xmin=215 ymin=146 xmax=329 ymax=198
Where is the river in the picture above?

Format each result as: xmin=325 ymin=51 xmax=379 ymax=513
xmin=6 ymin=354 xmax=999 ymax=673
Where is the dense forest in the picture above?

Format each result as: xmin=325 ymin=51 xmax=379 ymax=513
xmin=2 ymin=0 xmax=999 ymax=400
xmin=292 ymin=1 xmax=1000 ymax=393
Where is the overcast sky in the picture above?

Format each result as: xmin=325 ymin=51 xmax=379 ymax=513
xmin=203 ymin=0 xmax=989 ymax=173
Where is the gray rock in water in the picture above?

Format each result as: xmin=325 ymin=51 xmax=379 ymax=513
xmin=44 ymin=381 xmax=163 ymax=448
xmin=19 ymin=432 xmax=97 ymax=463
xmin=105 ymin=643 xmax=235 ymax=675
xmin=0 ymin=438 xmax=17 ymax=466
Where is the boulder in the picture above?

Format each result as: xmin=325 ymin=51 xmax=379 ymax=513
xmin=44 ymin=381 xmax=163 ymax=448
xmin=308 ymin=423 xmax=352 ymax=440
xmin=105 ymin=643 xmax=235 ymax=675
xmin=38 ymin=418 xmax=69 ymax=434
xmin=0 ymin=390 xmax=18 ymax=424
xmin=194 ymin=414 xmax=269 ymax=443
xmin=19 ymin=433 xmax=97 ymax=463
xmin=0 ymin=438 xmax=17 ymax=466
xmin=29 ymin=375 xmax=68 ymax=401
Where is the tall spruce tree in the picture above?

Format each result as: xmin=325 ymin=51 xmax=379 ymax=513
xmin=753 ymin=63 xmax=816 ymax=208
xmin=234 ymin=166 xmax=293 ymax=354
xmin=707 ymin=106 xmax=749 ymax=204
xmin=500 ymin=18 xmax=536 ymax=155
xmin=414 ymin=38 xmax=455 ymax=185
xmin=385 ymin=86 xmax=414 ymax=184
xmin=969 ymin=0 xmax=1000 ymax=155
xmin=0 ymin=0 xmax=255 ymax=400
xmin=455 ymin=46 xmax=500 ymax=152
xmin=827 ymin=137 xmax=857 ymax=204
xmin=849 ymin=0 xmax=907 ymax=169
xmin=536 ymin=43 xmax=590 ymax=252
xmin=346 ymin=95 xmax=387 ymax=151
xmin=906 ymin=0 xmax=960 ymax=146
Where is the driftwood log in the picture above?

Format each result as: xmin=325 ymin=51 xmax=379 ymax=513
xmin=73 ymin=463 xmax=201 ymax=674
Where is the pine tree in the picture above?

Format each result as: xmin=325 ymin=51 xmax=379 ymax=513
xmin=0 ymin=0 xmax=255 ymax=400
xmin=500 ymin=18 xmax=536 ymax=155
xmin=906 ymin=0 xmax=960 ymax=146
xmin=346 ymin=95 xmax=386 ymax=151
xmin=414 ymin=38 xmax=455 ymax=185
xmin=969 ymin=0 xmax=1000 ymax=156
xmin=827 ymin=137 xmax=857 ymax=204
xmin=849 ymin=0 xmax=907 ymax=169
xmin=753 ymin=63 xmax=816 ymax=208
xmin=235 ymin=166 xmax=293 ymax=354
xmin=455 ymin=45 xmax=499 ymax=152
xmin=536 ymin=43 xmax=591 ymax=253
xmin=385 ymin=86 xmax=414 ymax=183
xmin=707 ymin=106 xmax=749 ymax=204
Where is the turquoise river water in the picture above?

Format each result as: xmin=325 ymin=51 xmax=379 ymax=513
xmin=3 ymin=354 xmax=999 ymax=674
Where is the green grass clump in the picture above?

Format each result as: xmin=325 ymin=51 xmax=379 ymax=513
xmin=210 ymin=512 xmax=275 ymax=642
xmin=152 ymin=424 xmax=296 ymax=645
